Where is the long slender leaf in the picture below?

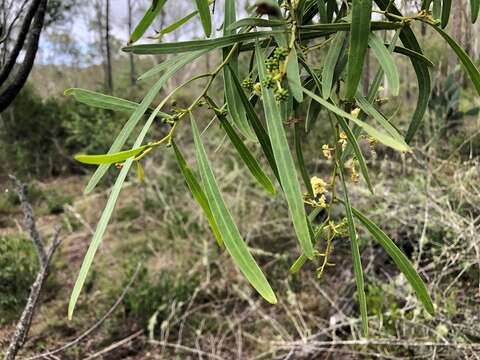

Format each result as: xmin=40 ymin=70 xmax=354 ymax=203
xmin=123 ymin=30 xmax=283 ymax=55
xmin=84 ymin=49 xmax=209 ymax=194
xmin=227 ymin=66 xmax=280 ymax=181
xmin=227 ymin=18 xmax=286 ymax=31
xmin=345 ymin=0 xmax=373 ymax=100
xmin=335 ymin=115 xmax=374 ymax=194
xmin=172 ymin=141 xmax=223 ymax=247
xmin=338 ymin=159 xmax=368 ymax=336
xmin=322 ymin=31 xmax=347 ymax=99
xmin=368 ymin=33 xmax=400 ymax=96
xmin=68 ymin=96 xmax=167 ymax=319
xmin=209 ymin=103 xmax=276 ymax=195
xmin=303 ymin=88 xmax=410 ymax=152
xmin=195 ymin=0 xmax=211 ymax=37
xmin=425 ymin=21 xmax=480 ymax=95
xmin=64 ymin=88 xmax=138 ymax=112
xmin=472 ymin=0 xmax=480 ymax=22
xmin=190 ymin=113 xmax=277 ymax=304
xmin=287 ymin=47 xmax=304 ymax=102
xmin=129 ymin=0 xmax=167 ymax=44
xmin=223 ymin=0 xmax=255 ymax=139
xmin=441 ymin=0 xmax=451 ymax=28
xmin=256 ymin=43 xmax=314 ymax=259
xmin=374 ymin=0 xmax=432 ymax=144
xmin=75 ymin=146 xmax=148 ymax=165
xmin=294 ymin=123 xmax=313 ymax=197
xmin=351 ymin=207 xmax=435 ymax=315
xmin=155 ymin=11 xmax=198 ymax=37
xmin=355 ymin=92 xmax=407 ymax=146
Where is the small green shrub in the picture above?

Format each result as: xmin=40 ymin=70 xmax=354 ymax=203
xmin=0 ymin=86 xmax=128 ymax=177
xmin=0 ymin=235 xmax=39 ymax=323
xmin=120 ymin=267 xmax=198 ymax=328
xmin=115 ymin=205 xmax=141 ymax=222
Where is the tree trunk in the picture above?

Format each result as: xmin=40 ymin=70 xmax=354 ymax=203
xmin=0 ymin=0 xmax=47 ymax=112
xmin=105 ymin=0 xmax=113 ymax=92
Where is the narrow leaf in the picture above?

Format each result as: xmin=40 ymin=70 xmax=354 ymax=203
xmin=368 ymin=33 xmax=400 ymax=96
xmin=322 ymin=31 xmax=347 ymax=99
xmin=227 ymin=66 xmax=280 ymax=180
xmin=257 ymin=43 xmax=314 ymax=259
xmin=303 ymin=88 xmax=410 ymax=152
xmin=84 ymin=50 xmax=208 ymax=194
xmin=172 ymin=141 xmax=223 ymax=247
xmin=351 ymin=207 xmax=435 ymax=315
xmin=441 ymin=0 xmax=451 ymax=28
xmin=123 ymin=31 xmax=283 ymax=55
xmin=223 ymin=0 xmax=255 ymax=139
xmin=75 ymin=146 xmax=148 ymax=165
xmin=211 ymin=104 xmax=276 ymax=195
xmin=195 ymin=0 xmax=211 ymax=37
xmin=190 ymin=113 xmax=277 ymax=304
xmin=68 ymin=96 xmax=166 ymax=319
xmin=155 ymin=11 xmax=198 ymax=37
xmin=355 ymin=92 xmax=407 ymax=146
xmin=373 ymin=0 xmax=431 ymax=144
xmin=64 ymin=88 xmax=138 ymax=112
xmin=129 ymin=0 xmax=167 ymax=44
xmin=294 ymin=123 xmax=313 ymax=197
xmin=472 ymin=0 xmax=480 ymax=22
xmin=227 ymin=18 xmax=286 ymax=31
xmin=338 ymin=160 xmax=368 ymax=336
xmin=425 ymin=21 xmax=480 ymax=96
xmin=286 ymin=47 xmax=304 ymax=102
xmin=345 ymin=0 xmax=373 ymax=100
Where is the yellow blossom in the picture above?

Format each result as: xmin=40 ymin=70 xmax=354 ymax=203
xmin=317 ymin=194 xmax=327 ymax=208
xmin=350 ymin=108 xmax=360 ymax=118
xmin=322 ymin=144 xmax=332 ymax=159
xmin=310 ymin=176 xmax=327 ymax=197
xmin=348 ymin=160 xmax=360 ymax=183
xmin=338 ymin=132 xmax=348 ymax=151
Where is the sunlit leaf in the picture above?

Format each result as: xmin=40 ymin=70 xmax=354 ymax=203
xmin=64 ymin=88 xmax=138 ymax=112
xmin=75 ymin=146 xmax=148 ymax=165
xmin=68 ymin=96 xmax=166 ymax=320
